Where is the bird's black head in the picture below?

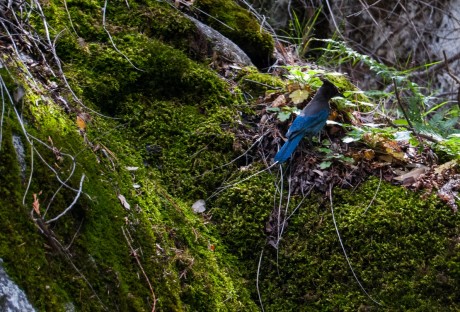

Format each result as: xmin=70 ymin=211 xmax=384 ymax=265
xmin=319 ymin=79 xmax=343 ymax=100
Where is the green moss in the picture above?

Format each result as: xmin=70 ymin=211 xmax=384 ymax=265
xmin=237 ymin=66 xmax=285 ymax=98
xmin=194 ymin=0 xmax=275 ymax=69
xmin=212 ymin=177 xmax=460 ymax=311
xmin=115 ymin=83 xmax=242 ymax=199
xmin=0 ymin=115 xmax=74 ymax=310
xmin=57 ymin=32 xmax=231 ymax=115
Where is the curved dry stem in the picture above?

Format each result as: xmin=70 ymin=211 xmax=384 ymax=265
xmin=328 ymin=183 xmax=382 ymax=306
xmin=102 ymin=0 xmax=144 ymax=72
xmin=256 ymin=247 xmax=266 ymax=312
xmin=207 ymin=161 xmax=278 ymax=201
xmin=46 ymin=173 xmax=85 ymax=224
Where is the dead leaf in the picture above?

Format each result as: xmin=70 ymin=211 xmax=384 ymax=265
xmin=100 ymin=143 xmax=117 ymax=160
xmin=393 ymin=166 xmax=428 ymax=184
xmin=312 ymin=169 xmax=324 ymax=176
xmin=286 ymin=82 xmax=301 ymax=92
xmin=76 ymin=116 xmax=86 ymax=131
xmin=363 ymin=149 xmax=375 ymax=161
xmin=363 ymin=133 xmax=405 ymax=162
xmin=118 ymin=194 xmax=131 ymax=210
xmin=52 ymin=146 xmax=63 ymax=161
xmin=32 ymin=193 xmax=40 ymax=215
xmin=382 ymin=141 xmax=405 ymax=161
xmin=271 ymin=94 xmax=286 ymax=107
xmin=329 ymin=110 xmax=339 ymax=121
xmin=377 ymin=154 xmax=393 ymax=163
xmin=434 ymin=159 xmax=459 ymax=175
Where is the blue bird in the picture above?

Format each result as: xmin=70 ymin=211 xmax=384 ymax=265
xmin=274 ymin=80 xmax=342 ymax=163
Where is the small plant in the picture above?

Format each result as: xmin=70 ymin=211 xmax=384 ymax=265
xmin=317 ymin=141 xmax=354 ymax=169
xmin=266 ymin=106 xmax=300 ymax=122
xmin=284 ymin=7 xmax=323 ymax=58
xmin=312 ymin=39 xmax=460 ymax=160
xmin=265 ymin=66 xmax=344 ymax=122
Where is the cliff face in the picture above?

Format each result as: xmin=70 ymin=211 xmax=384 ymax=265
xmin=0 ymin=0 xmax=459 ymax=311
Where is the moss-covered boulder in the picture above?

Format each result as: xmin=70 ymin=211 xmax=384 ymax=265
xmin=194 ymin=0 xmax=275 ymax=69
xmin=212 ymin=177 xmax=460 ymax=311
xmin=0 ymin=0 xmax=259 ymax=310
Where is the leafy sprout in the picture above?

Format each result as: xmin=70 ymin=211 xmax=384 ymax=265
xmin=317 ymin=146 xmax=354 ymax=169
xmin=267 ymin=106 xmax=300 ymax=122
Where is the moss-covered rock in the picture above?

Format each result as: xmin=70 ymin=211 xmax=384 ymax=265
xmin=0 ymin=64 xmax=258 ymax=310
xmin=237 ymin=66 xmax=285 ymax=98
xmin=194 ymin=0 xmax=275 ymax=69
xmin=0 ymin=0 xmax=259 ymax=309
xmin=212 ymin=177 xmax=460 ymax=311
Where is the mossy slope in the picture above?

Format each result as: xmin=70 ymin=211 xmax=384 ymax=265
xmin=0 ymin=0 xmax=262 ymax=310
xmin=0 ymin=75 xmax=258 ymax=310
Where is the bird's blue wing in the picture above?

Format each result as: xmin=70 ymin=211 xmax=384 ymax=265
xmin=286 ymin=109 xmax=329 ymax=139
xmin=275 ymin=109 xmax=330 ymax=163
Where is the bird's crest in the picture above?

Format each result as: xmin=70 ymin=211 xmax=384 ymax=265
xmin=319 ymin=79 xmax=342 ymax=99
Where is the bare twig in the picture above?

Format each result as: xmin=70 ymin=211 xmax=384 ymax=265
xmin=324 ymin=0 xmax=345 ymax=41
xmin=168 ymin=0 xmax=235 ymax=31
xmin=0 ymin=77 xmax=4 ymax=152
xmin=30 ymin=215 xmax=107 ymax=310
xmin=256 ymin=248 xmax=265 ymax=312
xmin=286 ymin=185 xmax=313 ymax=221
xmin=409 ymin=50 xmax=460 ymax=80
xmin=27 ymin=134 xmax=80 ymax=192
xmin=122 ymin=226 xmax=157 ymax=312
xmin=363 ymin=169 xmax=382 ymax=214
xmin=102 ymin=0 xmax=143 ymax=71
xmin=64 ymin=218 xmax=84 ymax=250
xmin=63 ymin=0 xmax=78 ymax=36
xmin=392 ymin=78 xmax=424 ymax=145
xmin=46 ymin=174 xmax=85 ymax=223
xmin=23 ymin=139 xmax=34 ymax=206
xmin=206 ymin=162 xmax=278 ymax=201
xmin=194 ymin=130 xmax=271 ymax=179
xmin=277 ymin=169 xmax=291 ymax=245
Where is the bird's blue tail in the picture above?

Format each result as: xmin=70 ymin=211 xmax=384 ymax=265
xmin=274 ymin=134 xmax=304 ymax=163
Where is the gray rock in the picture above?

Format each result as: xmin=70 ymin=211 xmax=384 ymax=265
xmin=12 ymin=134 xmax=26 ymax=180
xmin=0 ymin=259 xmax=36 ymax=312
xmin=186 ymin=15 xmax=253 ymax=67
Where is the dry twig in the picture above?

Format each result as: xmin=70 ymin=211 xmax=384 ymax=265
xmin=122 ymin=226 xmax=157 ymax=312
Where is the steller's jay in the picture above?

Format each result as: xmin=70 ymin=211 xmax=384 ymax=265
xmin=274 ymin=80 xmax=342 ymax=163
